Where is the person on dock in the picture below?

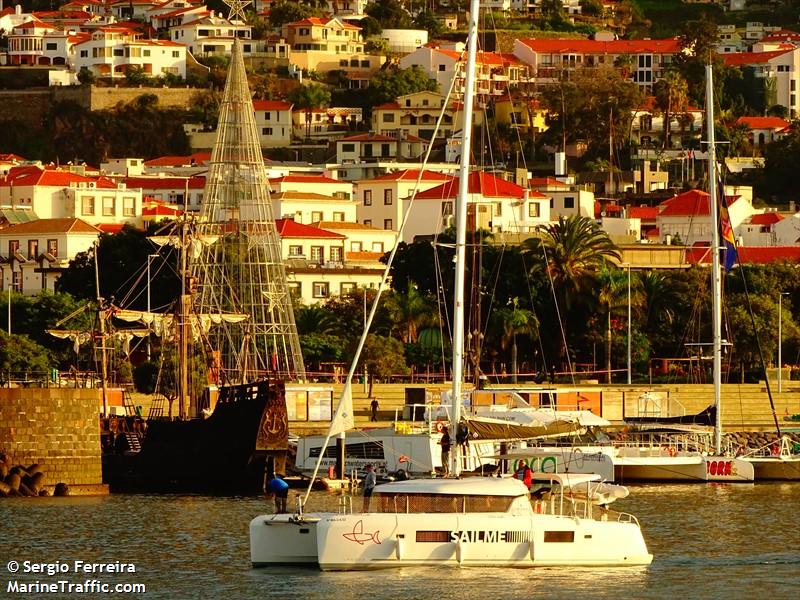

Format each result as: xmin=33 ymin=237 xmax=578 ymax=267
xmin=362 ymin=464 xmax=377 ymax=512
xmin=439 ymin=427 xmax=451 ymax=477
xmin=267 ymin=474 xmax=289 ymax=514
xmin=370 ymin=398 xmax=379 ymax=422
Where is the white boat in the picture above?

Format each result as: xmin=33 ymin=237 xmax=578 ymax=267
xmin=250 ymin=473 xmax=652 ymax=569
xmin=742 ymin=436 xmax=800 ymax=480
xmin=250 ymin=0 xmax=652 ymax=568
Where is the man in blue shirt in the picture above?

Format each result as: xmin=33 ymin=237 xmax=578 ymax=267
xmin=267 ymin=474 xmax=289 ymax=513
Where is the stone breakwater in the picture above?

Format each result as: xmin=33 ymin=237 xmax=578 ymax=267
xmin=723 ymin=430 xmax=800 ymax=451
xmin=0 ymin=456 xmax=70 ymax=497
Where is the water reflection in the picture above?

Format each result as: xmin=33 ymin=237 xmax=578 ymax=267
xmin=3 ymin=484 xmax=798 ymax=599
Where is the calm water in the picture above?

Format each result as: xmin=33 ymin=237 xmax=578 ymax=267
xmin=2 ymin=483 xmax=798 ymax=599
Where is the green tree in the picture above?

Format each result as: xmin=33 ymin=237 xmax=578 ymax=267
xmin=490 ymin=297 xmax=538 ymax=382
xmin=365 ymin=0 xmax=411 ymax=28
xmin=268 ymin=1 xmax=322 ymax=28
xmin=125 ymin=65 xmax=154 ymax=86
xmin=360 ymin=334 xmax=410 ymax=395
xmin=77 ymin=67 xmax=95 ymax=85
xmin=365 ymin=38 xmax=391 ymax=56
xmin=359 ymin=15 xmax=382 ymax=37
xmin=761 ymin=122 xmax=800 ymax=201
xmin=653 ymin=69 xmax=689 ymax=149
xmin=384 ymin=283 xmax=437 ymax=344
xmin=595 ymin=267 xmax=644 ymax=382
xmin=0 ymin=332 xmax=52 ymax=383
xmin=413 ymin=9 xmax=443 ymax=37
xmin=288 ymin=82 xmax=331 ymax=139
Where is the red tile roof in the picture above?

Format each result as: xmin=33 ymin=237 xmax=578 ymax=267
xmin=0 ymin=217 xmax=100 ymax=235
xmin=658 ymin=189 xmax=740 ymax=217
xmin=98 ymin=223 xmax=126 ymax=233
xmin=721 ymin=49 xmax=792 ymax=66
xmin=275 ymin=219 xmax=345 ymax=239
xmin=144 ymin=152 xmax=211 ymax=167
xmin=736 ymin=116 xmax=790 ymax=130
xmin=629 ymin=206 xmax=659 ymax=220
xmin=143 ymin=204 xmax=183 ymax=217
xmin=269 ymin=174 xmax=345 ymax=185
xmin=363 ymin=169 xmax=453 ymax=183
xmin=749 ymin=212 xmax=784 ymax=225
xmin=518 ymin=38 xmax=681 ymax=54
xmin=123 ymin=175 xmax=205 ymax=189
xmin=252 ymin=100 xmax=293 ymax=111
xmin=413 ymin=171 xmax=526 ymax=200
xmin=1 ymin=167 xmax=100 ymax=188
xmin=289 ymin=16 xmax=360 ymax=29
xmin=686 ymin=246 xmax=800 ymax=265
xmin=528 ymin=177 xmax=569 ymax=187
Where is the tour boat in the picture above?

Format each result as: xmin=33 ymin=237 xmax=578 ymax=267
xmin=249 ymin=472 xmax=652 ymax=569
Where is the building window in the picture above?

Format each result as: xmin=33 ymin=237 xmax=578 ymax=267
xmin=343 ymin=143 xmax=355 ymax=152
xmin=371 ymin=241 xmax=384 ymax=252
xmin=310 ymin=246 xmax=324 ymax=263
xmin=12 ymin=270 xmax=21 ymax=292
xmin=340 ymin=282 xmax=356 ymax=295
xmin=384 ymin=189 xmax=392 ymax=205
xmin=102 ymin=196 xmax=115 ymax=216
xmin=381 ymin=143 xmax=390 ymax=156
xmin=122 ymin=197 xmax=135 ymax=217
xmin=332 ymin=212 xmax=345 ymax=222
xmin=350 ymin=241 xmax=362 ymax=252
xmin=364 ymin=190 xmax=372 ymax=205
xmin=47 ymin=239 xmax=58 ymax=257
xmin=495 ymin=202 xmax=502 ymax=216
xmin=262 ymin=127 xmax=273 ymax=135
xmin=265 ymin=112 xmax=271 ymax=121
xmin=311 ymin=211 xmax=323 ymax=222
xmin=46 ymin=43 xmax=57 ymax=50
xmin=528 ymin=203 xmax=540 ymax=218
xmin=27 ymin=239 xmax=38 ymax=260
xmin=172 ymin=50 xmax=180 ymax=57
xmin=289 ymin=245 xmax=303 ymax=256
xmin=288 ymin=282 xmax=301 ymax=297
xmin=384 ymin=219 xmax=393 ymax=229
xmin=81 ymin=196 xmax=95 ymax=216
xmin=383 ymin=113 xmax=395 ymax=123
xmin=9 ymin=240 xmax=19 ymax=256
xmin=330 ymin=246 xmax=343 ymax=262
xmin=313 ymin=282 xmax=329 ymax=298
xmin=364 ymin=219 xmax=372 ymax=226
xmin=564 ymin=196 xmax=575 ymax=209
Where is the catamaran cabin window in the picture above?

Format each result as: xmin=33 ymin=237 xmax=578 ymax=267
xmin=374 ymin=493 xmax=514 ymax=513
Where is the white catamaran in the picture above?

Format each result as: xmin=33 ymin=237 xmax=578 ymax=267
xmin=249 ymin=0 xmax=653 ymax=569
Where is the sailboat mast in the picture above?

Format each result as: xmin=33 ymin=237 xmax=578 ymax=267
xmin=705 ymin=63 xmax=723 ymax=455
xmin=450 ymin=0 xmax=480 ymax=477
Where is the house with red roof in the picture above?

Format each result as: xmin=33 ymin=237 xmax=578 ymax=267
xmin=355 ymin=169 xmax=454 ymax=239
xmin=722 ymin=48 xmax=800 ymax=118
xmin=335 ymin=133 xmax=430 ymax=167
xmin=400 ymin=45 xmax=532 ymax=100
xmin=410 ymin=170 xmax=550 ymax=240
xmin=655 ymin=188 xmax=754 ymax=245
xmin=269 ymin=174 xmax=354 ymax=202
xmin=271 ymin=190 xmax=357 ymax=225
xmin=372 ymin=91 xmax=484 ymax=142
xmin=528 ymin=177 xmax=594 ymax=220
xmin=0 ymin=166 xmax=145 ymax=227
xmin=735 ymin=116 xmax=790 ymax=149
xmin=275 ymin=218 xmax=384 ymax=303
xmin=121 ymin=174 xmax=203 ymax=212
xmin=739 ymin=210 xmax=785 ymax=246
xmin=168 ymin=11 xmax=251 ymax=58
xmin=252 ymin=100 xmax=293 ymax=148
xmin=512 ymin=37 xmax=682 ymax=92
xmin=281 ymin=17 xmax=381 ymax=87
xmin=291 ymin=106 xmax=363 ymax=143
xmin=0 ymin=217 xmax=101 ymax=294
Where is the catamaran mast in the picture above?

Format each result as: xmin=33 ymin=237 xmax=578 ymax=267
xmin=450 ymin=0 xmax=480 ymax=477
xmin=706 ymin=63 xmax=723 ymax=455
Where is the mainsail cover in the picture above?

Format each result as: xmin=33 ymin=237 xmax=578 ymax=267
xmin=466 ymin=417 xmax=580 ymax=441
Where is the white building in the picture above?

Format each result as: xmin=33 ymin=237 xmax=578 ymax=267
xmin=253 ymin=100 xmax=293 ymax=148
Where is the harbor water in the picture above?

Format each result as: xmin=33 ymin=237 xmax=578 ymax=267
xmin=2 ymin=483 xmax=797 ymax=599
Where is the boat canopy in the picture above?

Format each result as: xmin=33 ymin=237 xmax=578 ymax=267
xmin=374 ymin=476 xmax=529 ymax=497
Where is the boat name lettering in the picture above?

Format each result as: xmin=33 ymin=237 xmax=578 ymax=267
xmin=706 ymin=460 xmax=735 ymax=477
xmin=450 ymin=530 xmax=507 ymax=543
xmin=513 ymin=457 xmax=557 ymax=473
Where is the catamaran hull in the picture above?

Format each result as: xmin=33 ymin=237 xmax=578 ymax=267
xmin=250 ymin=514 xmax=320 ymax=566
xmin=746 ymin=457 xmax=800 ymax=480
xmin=615 ymin=455 xmax=753 ymax=482
xmin=316 ymin=513 xmax=651 ymax=570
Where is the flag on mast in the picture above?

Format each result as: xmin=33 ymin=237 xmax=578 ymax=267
xmin=329 ymin=382 xmax=354 ymax=436
xmin=718 ymin=176 xmax=737 ymax=271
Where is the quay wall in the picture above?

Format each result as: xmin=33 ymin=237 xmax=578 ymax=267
xmin=0 ymin=388 xmax=105 ymax=492
xmin=287 ymin=382 xmax=800 ymax=435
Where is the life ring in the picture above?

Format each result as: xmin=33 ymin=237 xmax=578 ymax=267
xmin=435 ymin=420 xmax=445 ymax=433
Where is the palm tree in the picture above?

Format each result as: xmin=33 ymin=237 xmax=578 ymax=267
xmin=595 ymin=267 xmax=644 ymax=383
xmin=523 ymin=215 xmax=620 ymax=371
xmin=384 ymin=283 xmax=437 ymax=344
xmin=287 ymin=82 xmax=331 ymax=140
xmin=294 ymin=304 xmax=338 ymax=335
xmin=491 ymin=297 xmax=538 ymax=382
xmin=653 ymin=69 xmax=689 ymax=149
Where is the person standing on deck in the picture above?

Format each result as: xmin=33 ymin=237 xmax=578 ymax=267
xmin=362 ymin=464 xmax=377 ymax=512
xmin=267 ymin=474 xmax=289 ymax=513
xmin=439 ymin=427 xmax=451 ymax=477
